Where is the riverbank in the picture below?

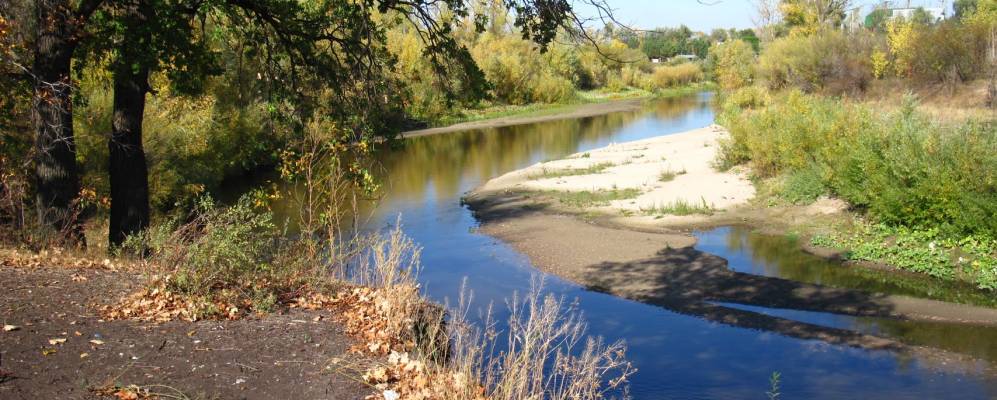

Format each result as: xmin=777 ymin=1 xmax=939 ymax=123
xmin=404 ymin=84 xmax=712 ymax=137
xmin=463 ymin=125 xmax=997 ymax=365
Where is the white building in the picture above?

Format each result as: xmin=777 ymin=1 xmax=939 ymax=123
xmin=889 ymin=7 xmax=947 ymax=22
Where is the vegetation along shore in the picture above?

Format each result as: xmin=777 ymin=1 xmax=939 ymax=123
xmin=3 ymin=0 xmax=997 ymax=398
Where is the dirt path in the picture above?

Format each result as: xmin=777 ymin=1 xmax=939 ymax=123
xmin=401 ymin=98 xmax=647 ymax=137
xmin=0 ymin=266 xmax=369 ymax=400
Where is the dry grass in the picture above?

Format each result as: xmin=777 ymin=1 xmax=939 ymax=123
xmin=651 ymin=63 xmax=704 ymax=89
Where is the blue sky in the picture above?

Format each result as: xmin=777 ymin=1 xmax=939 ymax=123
xmin=575 ymin=0 xmax=955 ymax=32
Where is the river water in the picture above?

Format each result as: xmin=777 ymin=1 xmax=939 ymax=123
xmin=278 ymin=93 xmax=997 ymax=398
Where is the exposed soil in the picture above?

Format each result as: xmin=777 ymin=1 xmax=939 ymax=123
xmin=401 ymin=98 xmax=646 ymax=137
xmin=0 ymin=265 xmax=371 ymax=400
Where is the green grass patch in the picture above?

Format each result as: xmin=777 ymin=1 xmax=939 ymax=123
xmin=810 ymin=223 xmax=997 ymax=291
xmin=539 ymin=188 xmax=642 ymax=207
xmin=779 ymin=166 xmax=826 ymax=205
xmin=531 ymin=162 xmax=615 ymax=180
xmin=640 ymin=197 xmax=714 ymax=216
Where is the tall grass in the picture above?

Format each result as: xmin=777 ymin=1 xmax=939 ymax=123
xmin=650 ymin=63 xmax=704 ymax=89
xmin=440 ymin=279 xmax=635 ymax=400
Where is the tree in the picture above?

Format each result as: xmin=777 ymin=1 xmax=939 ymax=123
xmin=864 ymin=8 xmax=889 ymax=32
xmin=29 ymin=0 xmax=105 ymax=244
xmin=955 ymin=0 xmax=979 ymax=19
xmin=780 ymin=0 xmax=851 ymax=35
xmin=89 ymin=0 xmax=591 ymax=247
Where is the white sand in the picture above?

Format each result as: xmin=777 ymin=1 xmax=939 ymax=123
xmin=479 ymin=124 xmax=756 ymax=216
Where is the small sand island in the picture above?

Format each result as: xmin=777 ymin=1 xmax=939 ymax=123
xmin=474 ymin=124 xmax=756 ymax=224
xmin=465 ymin=125 xmax=997 ymax=356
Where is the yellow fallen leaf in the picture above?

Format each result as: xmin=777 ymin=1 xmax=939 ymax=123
xmin=49 ymin=338 xmax=67 ymax=345
xmin=42 ymin=348 xmax=57 ymax=356
xmin=3 ymin=324 xmax=18 ymax=332
xmin=80 ymin=352 xmax=89 ymax=359
xmin=89 ymin=339 xmax=105 ymax=345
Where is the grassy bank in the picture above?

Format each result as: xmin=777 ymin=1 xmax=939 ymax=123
xmin=433 ymin=82 xmax=715 ymax=128
xmin=717 ymin=88 xmax=997 ymax=290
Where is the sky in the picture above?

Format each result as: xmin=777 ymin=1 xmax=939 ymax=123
xmin=575 ymin=0 xmax=955 ymax=32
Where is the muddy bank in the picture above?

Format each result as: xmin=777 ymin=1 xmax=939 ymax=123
xmin=463 ymin=127 xmax=997 ymax=364
xmin=402 ymin=98 xmax=647 ymax=137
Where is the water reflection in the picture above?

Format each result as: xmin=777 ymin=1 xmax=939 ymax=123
xmin=698 ymin=226 xmax=997 ymax=307
xmin=696 ymin=227 xmax=997 ymax=365
xmin=262 ymin=92 xmax=997 ymax=399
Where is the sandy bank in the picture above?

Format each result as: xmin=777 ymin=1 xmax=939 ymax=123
xmin=475 ymin=124 xmax=763 ymax=225
xmin=402 ymin=98 xmax=646 ymax=137
xmin=464 ymin=126 xmax=997 ymax=365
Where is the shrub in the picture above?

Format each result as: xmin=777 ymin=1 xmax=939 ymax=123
xmin=120 ymin=195 xmax=319 ymax=317
xmin=780 ymin=165 xmax=826 ymax=204
xmin=720 ymin=91 xmax=997 ymax=237
xmin=708 ymin=39 xmax=755 ymax=90
xmin=649 ymin=62 xmax=704 ymax=89
xmin=757 ymin=30 xmax=876 ymax=93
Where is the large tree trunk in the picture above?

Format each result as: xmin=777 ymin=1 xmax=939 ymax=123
xmin=32 ymin=0 xmax=83 ymax=244
xmin=107 ymin=4 xmax=152 ymax=247
xmin=108 ymin=64 xmax=151 ymax=247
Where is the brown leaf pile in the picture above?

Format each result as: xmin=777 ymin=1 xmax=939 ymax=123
xmin=362 ymin=351 xmax=487 ymax=400
xmin=0 ymin=248 xmax=139 ymax=270
xmin=102 ymin=282 xmax=245 ymax=322
xmin=91 ymin=385 xmax=156 ymax=400
xmin=318 ymin=285 xmax=421 ymax=355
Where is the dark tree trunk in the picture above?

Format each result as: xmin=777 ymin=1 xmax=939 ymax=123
xmin=108 ymin=62 xmax=151 ymax=247
xmin=108 ymin=1 xmax=152 ymax=247
xmin=32 ymin=1 xmax=83 ymax=244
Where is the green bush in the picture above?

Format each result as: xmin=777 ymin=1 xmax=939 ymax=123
xmin=708 ymin=39 xmax=755 ymax=90
xmin=757 ymin=30 xmax=876 ymax=93
xmin=720 ymin=91 xmax=997 ymax=238
xmin=780 ymin=166 xmax=826 ymax=204
xmin=122 ymin=196 xmax=320 ymax=315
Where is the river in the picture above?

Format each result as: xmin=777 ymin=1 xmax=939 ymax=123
xmin=274 ymin=93 xmax=997 ymax=399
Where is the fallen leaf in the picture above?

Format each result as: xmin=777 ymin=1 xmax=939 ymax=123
xmin=49 ymin=338 xmax=67 ymax=345
xmin=42 ymin=348 xmax=57 ymax=356
xmin=80 ymin=352 xmax=89 ymax=359
xmin=89 ymin=339 xmax=105 ymax=345
xmin=3 ymin=325 xmax=19 ymax=332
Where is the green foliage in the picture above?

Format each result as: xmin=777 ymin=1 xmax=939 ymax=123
xmin=811 ymin=223 xmax=997 ymax=290
xmin=531 ymin=162 xmax=615 ymax=179
xmin=708 ymin=39 xmax=755 ymax=90
xmin=720 ymin=91 xmax=997 ymax=239
xmin=538 ymin=188 xmax=642 ymax=207
xmin=779 ymin=166 xmax=826 ymax=204
xmin=121 ymin=196 xmax=320 ymax=315
xmin=757 ymin=29 xmax=876 ymax=93
xmin=74 ymin=69 xmax=284 ymax=211
xmin=640 ymin=197 xmax=714 ymax=216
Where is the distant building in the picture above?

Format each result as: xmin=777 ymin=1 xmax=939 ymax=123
xmin=889 ymin=6 xmax=946 ymax=22
xmin=651 ymin=58 xmax=661 ymax=64
xmin=669 ymin=54 xmax=698 ymax=63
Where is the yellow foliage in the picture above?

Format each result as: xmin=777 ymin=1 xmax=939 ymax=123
xmin=711 ymin=40 xmax=755 ymax=90
xmin=871 ymin=50 xmax=889 ymax=79
xmin=886 ymin=19 xmax=917 ymax=78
